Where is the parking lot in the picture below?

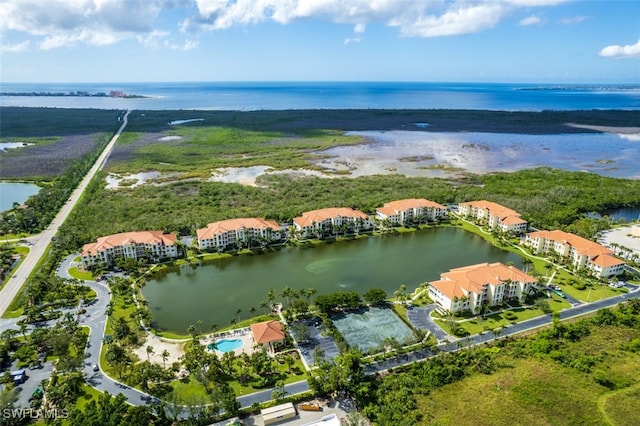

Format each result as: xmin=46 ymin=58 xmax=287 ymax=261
xmin=295 ymin=318 xmax=340 ymax=366
xmin=7 ymin=360 xmax=53 ymax=408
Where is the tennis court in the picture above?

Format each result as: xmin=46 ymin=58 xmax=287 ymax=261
xmin=333 ymin=306 xmax=415 ymax=352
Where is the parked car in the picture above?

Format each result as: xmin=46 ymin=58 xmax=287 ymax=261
xmin=554 ymin=289 xmax=566 ymax=298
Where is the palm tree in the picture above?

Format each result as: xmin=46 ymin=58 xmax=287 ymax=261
xmin=304 ymin=288 xmax=317 ymax=303
xmin=146 ymin=345 xmax=154 ymax=362
xmin=187 ymin=324 xmax=197 ymax=340
xmin=161 ymin=349 xmax=170 ymax=369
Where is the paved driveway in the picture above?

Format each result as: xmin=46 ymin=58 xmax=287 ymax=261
xmin=407 ymin=305 xmax=451 ymax=342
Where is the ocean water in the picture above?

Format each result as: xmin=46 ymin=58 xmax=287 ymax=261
xmin=1 ymin=82 xmax=639 ymax=111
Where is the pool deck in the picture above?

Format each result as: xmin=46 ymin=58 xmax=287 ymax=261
xmin=203 ymin=327 xmax=256 ymax=356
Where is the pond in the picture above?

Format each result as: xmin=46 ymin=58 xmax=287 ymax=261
xmin=142 ymin=227 xmax=524 ymax=334
xmin=0 ymin=182 xmax=40 ymax=212
xmin=587 ymin=207 xmax=640 ymax=223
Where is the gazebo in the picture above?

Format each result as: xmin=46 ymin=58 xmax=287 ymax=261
xmin=250 ymin=320 xmax=285 ymax=352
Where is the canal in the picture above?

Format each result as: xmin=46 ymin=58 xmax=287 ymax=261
xmin=142 ymin=226 xmax=524 ymax=334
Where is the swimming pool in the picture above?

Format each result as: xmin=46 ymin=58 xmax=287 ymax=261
xmin=208 ymin=338 xmax=243 ymax=353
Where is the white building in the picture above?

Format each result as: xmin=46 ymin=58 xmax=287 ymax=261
xmin=197 ymin=218 xmax=282 ymax=251
xmin=457 ymin=200 xmax=528 ymax=234
xmin=81 ymin=231 xmax=178 ymax=268
xmin=376 ymin=198 xmax=447 ymax=226
xmin=293 ymin=207 xmax=372 ymax=238
xmin=523 ymin=230 xmax=625 ymax=278
xmin=429 ymin=262 xmax=536 ymax=314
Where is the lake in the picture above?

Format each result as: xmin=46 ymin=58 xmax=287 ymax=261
xmin=0 ymin=182 xmax=40 ymax=212
xmin=142 ymin=227 xmax=523 ymax=334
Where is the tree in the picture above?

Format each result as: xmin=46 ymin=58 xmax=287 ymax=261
xmin=284 ymin=354 xmax=295 ymax=373
xmin=363 ymin=288 xmax=387 ymax=305
xmin=187 ymin=324 xmax=198 ymax=340
xmin=291 ymin=322 xmax=311 ymax=343
xmin=535 ymin=297 xmax=552 ymax=314
xmin=146 ymin=345 xmax=154 ymax=362
xmin=272 ymin=380 xmax=287 ymax=403
xmin=161 ymin=349 xmax=170 ymax=369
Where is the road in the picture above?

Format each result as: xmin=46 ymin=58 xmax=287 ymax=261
xmin=0 ymin=110 xmax=130 ymax=317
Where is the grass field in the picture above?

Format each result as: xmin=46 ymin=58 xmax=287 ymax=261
xmin=68 ymin=267 xmax=94 ymax=280
xmin=417 ymin=326 xmax=640 ymax=426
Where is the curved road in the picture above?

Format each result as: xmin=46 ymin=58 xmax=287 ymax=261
xmin=0 ymin=110 xmax=130 ymax=317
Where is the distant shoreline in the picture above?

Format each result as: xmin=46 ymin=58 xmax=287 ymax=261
xmin=1 ymin=91 xmax=148 ymax=99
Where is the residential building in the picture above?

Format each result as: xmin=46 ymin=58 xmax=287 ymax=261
xmin=523 ymin=230 xmax=625 ymax=278
xmin=293 ymin=207 xmax=372 ymax=238
xmin=428 ymin=262 xmax=536 ymax=314
xmin=457 ymin=200 xmax=528 ymax=234
xmin=197 ymin=217 xmax=282 ymax=251
xmin=251 ymin=320 xmax=285 ymax=352
xmin=81 ymin=231 xmax=178 ymax=268
xmin=376 ymin=198 xmax=447 ymax=226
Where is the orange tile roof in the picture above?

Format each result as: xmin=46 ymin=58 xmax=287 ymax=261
xmin=82 ymin=231 xmax=177 ymax=256
xmin=501 ymin=215 xmax=528 ymax=225
xmin=376 ymin=206 xmax=398 ymax=217
xmin=590 ymin=253 xmax=625 ymax=267
xmin=251 ymin=320 xmax=285 ymax=344
xmin=430 ymin=262 xmax=536 ymax=300
xmin=197 ymin=218 xmax=280 ymax=240
xmin=459 ymin=200 xmax=521 ymax=219
xmin=293 ymin=207 xmax=368 ymax=228
xmin=379 ymin=198 xmax=446 ymax=213
xmin=526 ymin=230 xmax=613 ymax=258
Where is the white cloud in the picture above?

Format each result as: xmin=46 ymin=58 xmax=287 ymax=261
xmin=188 ymin=0 xmax=571 ymax=37
xmin=344 ymin=37 xmax=362 ymax=45
xmin=167 ymin=38 xmax=199 ymax=51
xmin=0 ymin=40 xmax=30 ymax=53
xmin=1 ymin=0 xmax=574 ymax=51
xmin=558 ymin=15 xmax=586 ymax=25
xmin=519 ymin=15 xmax=542 ymax=26
xmin=391 ymin=3 xmax=505 ymax=37
xmin=599 ymin=39 xmax=640 ymax=59
xmin=0 ymin=0 xmax=167 ymax=50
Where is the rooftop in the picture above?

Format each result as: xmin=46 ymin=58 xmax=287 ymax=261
xmin=430 ymin=262 xmax=536 ymax=300
xmin=294 ymin=207 xmax=368 ymax=228
xmin=197 ymin=217 xmax=280 ymax=240
xmin=251 ymin=320 xmax=285 ymax=344
xmin=82 ymin=231 xmax=177 ymax=256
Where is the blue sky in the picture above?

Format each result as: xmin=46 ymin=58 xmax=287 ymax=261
xmin=1 ymin=0 xmax=639 ymax=83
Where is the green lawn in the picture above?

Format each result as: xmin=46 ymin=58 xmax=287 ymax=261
xmin=436 ymin=297 xmax=570 ymax=336
xmin=68 ymin=267 xmax=94 ymax=280
xmin=552 ymin=268 xmax=625 ymax=302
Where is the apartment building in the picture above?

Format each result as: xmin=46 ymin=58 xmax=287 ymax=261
xmin=429 ymin=262 xmax=536 ymax=314
xmin=376 ymin=198 xmax=447 ymax=226
xmin=197 ymin=218 xmax=282 ymax=251
xmin=81 ymin=231 xmax=178 ymax=268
